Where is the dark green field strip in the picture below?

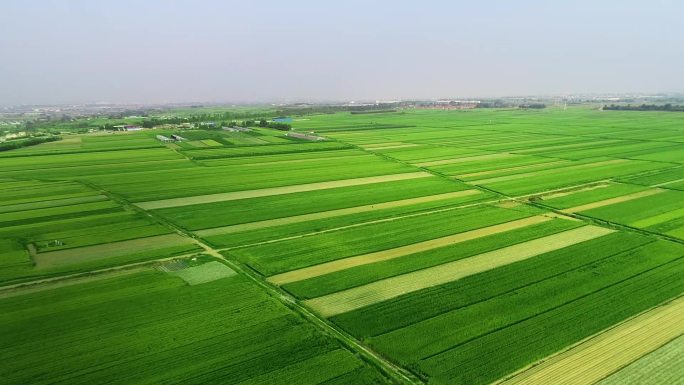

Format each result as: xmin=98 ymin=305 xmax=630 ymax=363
xmin=307 ymin=124 xmax=415 ymax=133
xmin=374 ymin=145 xmax=485 ymax=163
xmin=428 ymin=154 xmax=561 ymax=176
xmin=0 ymin=189 xmax=104 ymax=208
xmin=616 ymin=144 xmax=684 ymax=163
xmin=182 ymin=141 xmax=352 ymax=159
xmin=0 ymin=142 xmax=165 ymax=158
xmin=33 ymin=222 xmax=171 ymax=252
xmin=0 ymin=194 xmax=108 ymax=214
xmin=283 ymin=218 xmax=579 ymax=299
xmin=0 ymin=239 xmax=29 ymax=268
xmin=0 ymin=211 xmax=144 ymax=240
xmin=206 ymin=190 xmax=493 ymax=248
xmin=0 ymin=181 xmax=92 ymax=203
xmin=0 ymin=200 xmax=122 ymax=228
xmin=418 ymin=245 xmax=684 ymax=385
xmin=0 ymin=270 xmax=388 ymax=385
xmin=510 ymin=139 xmax=628 ymax=156
xmin=457 ymin=159 xmax=575 ymax=182
xmin=538 ymin=182 xmax=649 ymax=209
xmin=578 ymin=189 xmax=684 ymax=222
xmin=0 ymin=159 xmax=197 ymax=181
xmin=367 ymin=238 xmax=681 ymax=366
xmin=471 ymin=135 xmax=587 ymax=153
xmin=87 ymin=155 xmax=415 ymax=202
xmin=619 ymin=165 xmax=684 ymax=188
xmin=228 ymin=205 xmax=540 ymax=276
xmin=196 ymin=149 xmax=366 ymax=166
xmin=331 ymin=231 xmax=653 ymax=338
xmin=577 ymin=189 xmax=684 ymax=239
xmin=0 ymin=148 xmax=182 ymax=171
xmin=156 ymin=177 xmax=469 ymax=230
xmin=480 ymin=158 xmax=670 ymax=196
xmin=441 ymin=135 xmax=579 ymax=153
xmin=537 ymin=141 xmax=677 ymax=161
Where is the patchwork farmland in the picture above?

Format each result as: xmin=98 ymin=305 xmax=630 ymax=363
xmin=1 ymin=107 xmax=683 ymax=384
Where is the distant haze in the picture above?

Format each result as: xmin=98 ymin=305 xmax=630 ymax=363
xmin=1 ymin=0 xmax=683 ymax=105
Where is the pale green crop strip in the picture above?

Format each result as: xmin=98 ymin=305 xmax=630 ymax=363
xmin=136 ymin=172 xmax=432 ymax=210
xmin=497 ymin=296 xmax=684 ymax=385
xmin=561 ymin=188 xmax=664 ymax=213
xmin=268 ymin=215 xmax=551 ymax=285
xmin=305 ymin=225 xmax=614 ymax=317
xmin=196 ymin=190 xmax=481 ymax=236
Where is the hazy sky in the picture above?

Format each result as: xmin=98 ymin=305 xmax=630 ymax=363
xmin=1 ymin=0 xmax=683 ymax=105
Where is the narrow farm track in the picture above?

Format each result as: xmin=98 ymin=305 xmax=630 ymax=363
xmin=496 ymin=295 xmax=684 ymax=385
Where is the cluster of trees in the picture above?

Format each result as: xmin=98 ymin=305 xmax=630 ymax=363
xmin=350 ymin=109 xmax=398 ymax=114
xmin=0 ymin=136 xmax=60 ymax=152
xmin=476 ymin=100 xmax=547 ymax=109
xmin=272 ymin=103 xmax=402 ymax=116
xmin=243 ymin=119 xmax=291 ymax=131
xmin=518 ymin=103 xmax=547 ymax=109
xmin=603 ymin=104 xmax=684 ymax=112
xmin=476 ymin=100 xmax=509 ymax=108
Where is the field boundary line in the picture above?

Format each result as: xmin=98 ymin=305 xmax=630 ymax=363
xmin=267 ymin=215 xmax=552 ymax=285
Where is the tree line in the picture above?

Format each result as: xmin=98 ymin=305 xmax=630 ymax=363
xmin=603 ymin=104 xmax=684 ymax=112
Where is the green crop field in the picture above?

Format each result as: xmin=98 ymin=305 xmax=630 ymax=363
xmin=2 ymin=106 xmax=683 ymax=385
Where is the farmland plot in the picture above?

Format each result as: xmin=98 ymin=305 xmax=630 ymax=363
xmin=227 ymin=204 xmax=542 ymax=276
xmin=3 ymin=107 xmax=684 ymax=385
xmin=0 ymin=265 xmax=389 ymax=385
xmin=499 ymin=296 xmax=684 ymax=385
xmin=596 ymin=333 xmax=684 ymax=385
